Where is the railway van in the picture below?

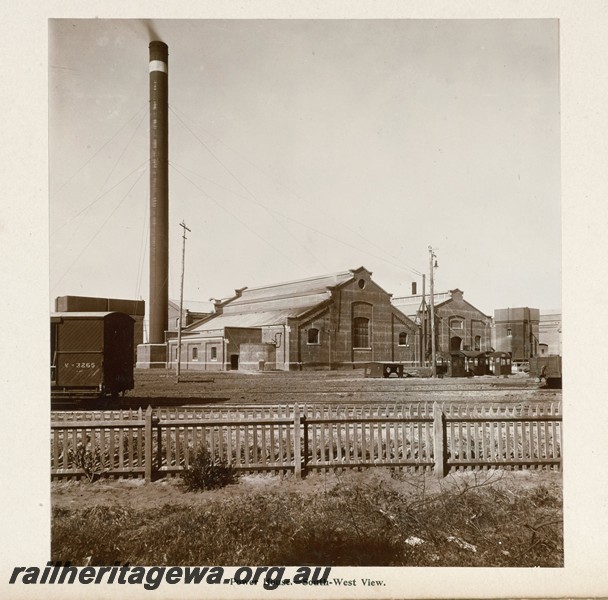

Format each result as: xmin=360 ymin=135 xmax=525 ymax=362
xmin=51 ymin=312 xmax=135 ymax=398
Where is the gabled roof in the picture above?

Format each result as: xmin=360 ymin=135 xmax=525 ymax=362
xmin=221 ymin=268 xmax=363 ymax=312
xmin=392 ymin=292 xmax=451 ymax=320
xmin=186 ymin=268 xmax=370 ymax=332
xmin=393 ymin=289 xmax=490 ymax=320
xmin=435 ymin=289 xmax=490 ymax=319
xmin=187 ymin=308 xmax=314 ymax=331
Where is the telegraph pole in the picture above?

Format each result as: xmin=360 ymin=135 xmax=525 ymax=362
xmin=421 ymin=273 xmax=426 ymax=367
xmin=429 ymin=246 xmax=438 ymax=378
xmin=176 ymin=221 xmax=191 ymax=381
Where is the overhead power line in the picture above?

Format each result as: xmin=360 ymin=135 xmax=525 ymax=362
xmin=54 ymin=103 xmax=147 ymax=193
xmin=170 ymin=103 xmax=423 ymax=278
xmin=171 ymin=159 xmax=419 ymax=277
xmin=170 ymin=107 xmax=328 ymax=272
xmin=170 ymin=163 xmax=312 ymax=274
xmin=52 ymin=167 xmax=147 ymax=293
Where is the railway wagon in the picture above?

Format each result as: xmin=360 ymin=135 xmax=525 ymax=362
xmin=529 ymin=355 xmax=562 ymax=389
xmin=488 ymin=351 xmax=512 ymax=376
xmin=435 ymin=352 xmax=468 ymax=377
xmin=51 ymin=312 xmax=134 ymax=398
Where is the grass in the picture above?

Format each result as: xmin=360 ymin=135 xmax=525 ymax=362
xmin=52 ymin=470 xmax=562 ymax=567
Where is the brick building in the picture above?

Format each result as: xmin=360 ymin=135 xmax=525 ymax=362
xmin=539 ymin=309 xmax=562 ymax=356
xmin=167 ymin=267 xmax=419 ymax=371
xmin=392 ymin=288 xmax=492 ymax=361
xmin=493 ymin=307 xmax=540 ymax=364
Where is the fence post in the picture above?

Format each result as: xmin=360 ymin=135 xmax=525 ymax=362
xmin=302 ymin=414 xmax=308 ymax=476
xmin=294 ymin=404 xmax=302 ymax=479
xmin=433 ymin=402 xmax=447 ymax=478
xmin=145 ymin=405 xmax=153 ymax=483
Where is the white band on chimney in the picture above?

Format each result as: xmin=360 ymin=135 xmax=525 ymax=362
xmin=149 ymin=60 xmax=168 ymax=73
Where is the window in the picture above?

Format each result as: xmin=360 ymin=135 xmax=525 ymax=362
xmin=192 ymin=347 xmax=198 ymax=361
xmin=474 ymin=335 xmax=481 ymax=351
xmin=307 ymin=328 xmax=320 ymax=345
xmin=357 ymin=278 xmax=366 ymax=289
xmin=210 ymin=347 xmax=217 ymax=361
xmin=398 ymin=332 xmax=408 ymax=346
xmin=507 ymin=328 xmax=512 ymax=337
xmin=353 ymin=317 xmax=370 ymax=348
xmin=451 ymin=319 xmax=463 ymax=329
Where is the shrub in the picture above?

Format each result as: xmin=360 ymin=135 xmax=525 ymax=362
xmin=181 ymin=448 xmax=237 ymax=491
xmin=68 ymin=444 xmax=107 ymax=482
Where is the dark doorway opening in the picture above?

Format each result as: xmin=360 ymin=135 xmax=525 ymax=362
xmin=230 ymin=354 xmax=239 ymax=370
xmin=450 ymin=336 xmax=462 ymax=351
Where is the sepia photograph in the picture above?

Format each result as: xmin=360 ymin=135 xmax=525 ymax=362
xmin=48 ymin=17 xmax=562 ymax=570
xmin=3 ymin=3 xmax=608 ymax=599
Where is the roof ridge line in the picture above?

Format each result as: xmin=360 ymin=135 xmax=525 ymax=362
xmin=240 ymin=268 xmax=357 ymax=292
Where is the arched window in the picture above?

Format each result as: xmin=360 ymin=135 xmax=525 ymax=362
xmin=307 ymin=328 xmax=320 ymax=345
xmin=353 ymin=317 xmax=370 ymax=348
xmin=398 ymin=332 xmax=408 ymax=346
xmin=474 ymin=335 xmax=481 ymax=351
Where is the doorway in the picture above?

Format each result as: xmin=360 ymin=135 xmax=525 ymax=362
xmin=450 ymin=336 xmax=462 ymax=351
xmin=230 ymin=354 xmax=239 ymax=370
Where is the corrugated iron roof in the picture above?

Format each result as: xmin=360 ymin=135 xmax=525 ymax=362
xmin=392 ymin=292 xmax=451 ymax=319
xmin=223 ymin=291 xmax=331 ymax=315
xmin=188 ymin=307 xmax=319 ymax=331
xmin=227 ymin=270 xmax=355 ymax=307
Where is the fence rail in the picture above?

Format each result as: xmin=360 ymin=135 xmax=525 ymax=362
xmin=50 ymin=402 xmax=561 ymax=481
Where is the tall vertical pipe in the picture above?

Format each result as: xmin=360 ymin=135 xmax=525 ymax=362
xmin=149 ymin=41 xmax=169 ymax=344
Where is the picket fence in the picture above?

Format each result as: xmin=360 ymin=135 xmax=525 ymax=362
xmin=50 ymin=402 xmax=561 ymax=481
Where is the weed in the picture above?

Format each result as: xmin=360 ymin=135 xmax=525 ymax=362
xmin=67 ymin=444 xmax=107 ymax=482
xmin=181 ymin=448 xmax=238 ymax=491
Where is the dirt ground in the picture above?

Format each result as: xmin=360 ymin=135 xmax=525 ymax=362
xmin=126 ymin=368 xmax=560 ymax=406
xmin=52 ymin=467 xmax=562 ymax=512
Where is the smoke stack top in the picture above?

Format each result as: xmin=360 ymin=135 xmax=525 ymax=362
xmin=149 ymin=41 xmax=168 ymax=73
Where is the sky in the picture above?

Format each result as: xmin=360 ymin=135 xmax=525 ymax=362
xmin=49 ymin=19 xmax=561 ymax=321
